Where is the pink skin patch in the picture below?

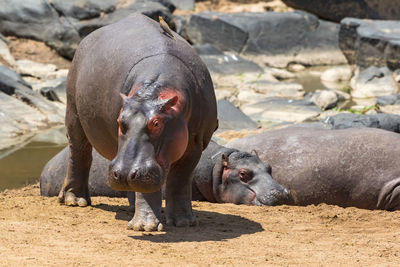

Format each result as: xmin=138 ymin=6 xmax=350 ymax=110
xmin=156 ymin=88 xmax=188 ymax=167
xmin=158 ymin=88 xmax=185 ymax=114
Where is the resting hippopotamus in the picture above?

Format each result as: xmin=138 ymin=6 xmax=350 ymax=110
xmin=40 ymin=141 xmax=292 ymax=206
xmin=59 ymin=13 xmax=217 ymax=231
xmin=227 ymin=127 xmax=400 ymax=211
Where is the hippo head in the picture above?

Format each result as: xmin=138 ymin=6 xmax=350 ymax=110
xmin=108 ymin=82 xmax=188 ymax=193
xmin=212 ymin=150 xmax=292 ymax=205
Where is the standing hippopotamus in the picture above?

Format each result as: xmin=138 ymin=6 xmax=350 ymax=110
xmin=59 ymin=13 xmax=217 ymax=231
xmin=227 ymin=127 xmax=400 ymax=210
xmin=40 ymin=141 xmax=292 ymax=206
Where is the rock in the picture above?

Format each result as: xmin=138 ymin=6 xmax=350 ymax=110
xmin=324 ymin=113 xmax=400 ymax=133
xmin=0 ymin=91 xmax=48 ymax=150
xmin=0 ymin=65 xmax=32 ymax=95
xmin=74 ymin=1 xmax=173 ymax=39
xmin=51 ymin=0 xmax=118 ymax=20
xmin=339 ymin=18 xmax=400 ymax=71
xmin=15 ymin=60 xmax=58 ymax=79
xmin=376 ymin=94 xmax=400 ymax=106
xmin=184 ymin=11 xmax=345 ymax=67
xmin=169 ymin=0 xmax=194 ymax=10
xmin=0 ymin=0 xmax=81 ymax=59
xmin=40 ymin=87 xmax=61 ymax=102
xmin=311 ymin=90 xmax=339 ymax=110
xmin=350 ymin=66 xmax=399 ymax=98
xmin=321 ymin=66 xmax=352 ymax=82
xmin=333 ymin=89 xmax=351 ymax=101
xmin=211 ymin=72 xmax=277 ymax=90
xmin=240 ymin=80 xmax=305 ymax=101
xmin=264 ymin=67 xmax=295 ymax=80
xmin=393 ymin=69 xmax=400 ymax=83
xmin=200 ymin=53 xmax=263 ymax=75
xmin=241 ymin=97 xmax=321 ymax=126
xmin=0 ymin=36 xmax=15 ymax=67
xmin=30 ymin=127 xmax=68 ymax=144
xmin=214 ymin=89 xmax=232 ymax=101
xmin=282 ymin=0 xmax=400 ymax=22
xmin=185 ymin=12 xmax=248 ymax=53
xmin=0 ymin=0 xmax=173 ymax=59
xmin=13 ymin=85 xmax=65 ymax=124
xmin=287 ymin=63 xmax=306 ymax=72
xmin=217 ymin=100 xmax=258 ymax=131
xmin=29 ymin=77 xmax=67 ymax=103
xmin=379 ymin=105 xmax=400 ymax=115
xmin=193 ymin=44 xmax=224 ymax=55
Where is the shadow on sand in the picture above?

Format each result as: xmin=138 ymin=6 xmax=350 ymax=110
xmin=93 ymin=203 xmax=264 ymax=243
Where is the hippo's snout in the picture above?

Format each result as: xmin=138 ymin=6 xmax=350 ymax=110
xmin=107 ymin=160 xmax=164 ymax=193
xmin=256 ymin=184 xmax=293 ymax=206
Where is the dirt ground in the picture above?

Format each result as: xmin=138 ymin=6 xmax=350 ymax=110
xmin=1 ymin=184 xmax=400 ymax=266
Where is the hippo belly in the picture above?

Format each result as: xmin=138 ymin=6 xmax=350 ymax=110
xmin=227 ymin=127 xmax=400 ymax=210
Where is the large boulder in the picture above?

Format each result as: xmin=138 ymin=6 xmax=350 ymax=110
xmin=0 ymin=0 xmax=173 ymax=59
xmin=217 ymin=100 xmax=258 ymax=131
xmin=0 ymin=0 xmax=81 ymax=59
xmin=350 ymin=66 xmax=399 ymax=98
xmin=51 ymin=0 xmax=119 ymax=20
xmin=282 ymin=0 xmax=400 ymax=22
xmin=339 ymin=18 xmax=400 ymax=71
xmin=183 ymin=11 xmax=346 ymax=67
xmin=325 ymin=113 xmax=400 ymax=133
xmin=241 ymin=98 xmax=321 ymax=126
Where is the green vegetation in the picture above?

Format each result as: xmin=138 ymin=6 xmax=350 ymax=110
xmin=332 ymin=104 xmax=379 ymax=114
xmin=341 ymin=85 xmax=352 ymax=94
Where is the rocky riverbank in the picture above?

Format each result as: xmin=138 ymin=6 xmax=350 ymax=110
xmin=1 ymin=0 xmax=400 ymax=152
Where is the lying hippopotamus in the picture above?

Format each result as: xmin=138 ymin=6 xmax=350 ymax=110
xmin=40 ymin=141 xmax=292 ymax=206
xmin=59 ymin=13 xmax=218 ymax=231
xmin=227 ymin=127 xmax=400 ymax=211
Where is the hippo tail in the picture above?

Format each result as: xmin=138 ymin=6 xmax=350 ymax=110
xmin=377 ymin=177 xmax=400 ymax=211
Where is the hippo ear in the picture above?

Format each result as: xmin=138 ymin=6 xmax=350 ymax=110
xmin=265 ymin=163 xmax=272 ymax=174
xmin=120 ymin=92 xmax=128 ymax=102
xmin=160 ymin=96 xmax=178 ymax=112
xmin=221 ymin=153 xmax=228 ymax=167
xmin=251 ymin=149 xmax=260 ymax=159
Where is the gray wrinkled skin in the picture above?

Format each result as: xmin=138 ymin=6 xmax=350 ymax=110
xmin=41 ymin=141 xmax=292 ymax=206
xmin=58 ymin=13 xmax=217 ymax=231
xmin=227 ymin=127 xmax=400 ymax=210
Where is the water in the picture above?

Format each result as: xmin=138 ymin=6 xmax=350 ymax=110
xmin=290 ymin=66 xmax=350 ymax=93
xmin=0 ymin=127 xmax=67 ymax=191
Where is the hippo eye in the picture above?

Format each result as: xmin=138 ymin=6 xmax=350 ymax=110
xmin=148 ymin=117 xmax=163 ymax=136
xmin=238 ymin=169 xmax=253 ymax=183
xmin=117 ymin=117 xmax=128 ymax=135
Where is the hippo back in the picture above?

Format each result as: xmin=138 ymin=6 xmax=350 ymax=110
xmin=227 ymin=127 xmax=400 ymax=209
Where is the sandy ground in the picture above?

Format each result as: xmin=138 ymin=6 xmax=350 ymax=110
xmin=1 ymin=184 xmax=400 ymax=266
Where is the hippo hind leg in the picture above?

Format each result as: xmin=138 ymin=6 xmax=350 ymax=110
xmin=58 ymin=101 xmax=92 ymax=207
xmin=377 ymin=177 xmax=400 ymax=211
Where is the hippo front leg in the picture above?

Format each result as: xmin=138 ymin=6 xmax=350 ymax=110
xmin=165 ymin=145 xmax=201 ymax=227
xmin=127 ymin=191 xmax=163 ymax=231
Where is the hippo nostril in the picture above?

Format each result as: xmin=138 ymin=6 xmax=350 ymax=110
xmin=128 ymin=170 xmax=138 ymax=182
xmin=113 ymin=171 xmax=119 ymax=181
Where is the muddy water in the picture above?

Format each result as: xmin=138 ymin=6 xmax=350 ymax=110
xmin=0 ymin=141 xmax=65 ymax=191
xmin=0 ymin=127 xmax=67 ymax=191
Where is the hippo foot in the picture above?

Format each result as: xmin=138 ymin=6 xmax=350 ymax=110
xmin=58 ymin=190 xmax=91 ymax=207
xmin=127 ymin=214 xmax=164 ymax=232
xmin=166 ymin=213 xmax=197 ymax=227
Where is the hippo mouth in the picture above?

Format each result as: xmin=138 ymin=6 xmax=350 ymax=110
xmin=254 ymin=188 xmax=294 ymax=206
xmin=107 ymin=160 xmax=167 ymax=193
